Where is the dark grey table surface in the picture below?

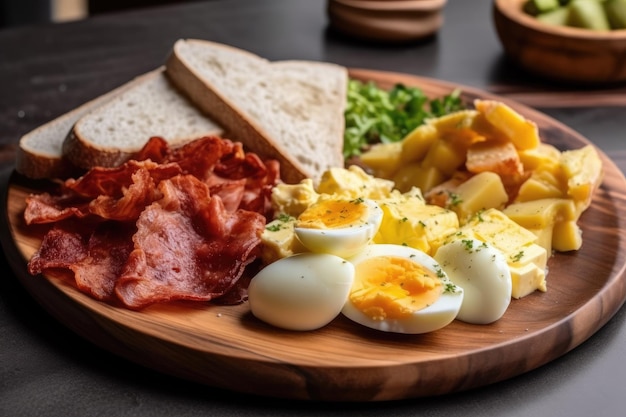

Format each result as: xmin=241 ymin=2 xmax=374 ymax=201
xmin=1 ymin=0 xmax=626 ymax=416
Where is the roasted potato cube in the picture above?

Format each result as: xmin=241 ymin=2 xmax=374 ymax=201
xmin=421 ymin=139 xmax=465 ymax=176
xmin=518 ymin=143 xmax=562 ymax=172
xmin=503 ymin=198 xmax=579 ymax=253
xmin=560 ymin=144 xmax=604 ymax=212
xmin=466 ymin=140 xmax=524 ymax=178
xmin=474 ymin=99 xmax=540 ymax=151
xmin=516 ymin=174 xmax=565 ymax=202
xmin=452 ymin=172 xmax=509 ymax=222
xmin=359 ymin=142 xmax=403 ymax=179
xmin=392 ymin=162 xmax=445 ymax=193
xmin=400 ymin=124 xmax=439 ymax=163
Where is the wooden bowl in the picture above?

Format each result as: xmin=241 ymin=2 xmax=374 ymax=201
xmin=327 ymin=0 xmax=447 ymax=43
xmin=493 ymin=0 xmax=626 ymax=84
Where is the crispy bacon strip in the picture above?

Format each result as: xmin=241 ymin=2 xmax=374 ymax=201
xmin=241 ymin=157 xmax=280 ymax=217
xmin=26 ymin=135 xmax=278 ymax=309
xmin=134 ymin=136 xmax=170 ymax=163
xmin=115 ymin=175 xmax=265 ymax=309
xmin=28 ymin=219 xmax=135 ymax=301
xmin=202 ymin=176 xmax=246 ymax=212
xmin=24 ymin=191 xmax=91 ymax=225
xmin=66 ymin=159 xmax=182 ymax=198
xmin=166 ymin=135 xmax=237 ymax=179
xmin=25 ymin=160 xmax=182 ymax=224
xmin=88 ymin=168 xmax=161 ymax=221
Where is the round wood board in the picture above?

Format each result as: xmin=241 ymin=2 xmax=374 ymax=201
xmin=3 ymin=69 xmax=626 ymax=402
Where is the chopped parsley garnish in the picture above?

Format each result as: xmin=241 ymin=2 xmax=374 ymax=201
xmin=265 ymin=224 xmax=281 ymax=232
xmin=343 ymin=79 xmax=464 ymax=158
xmin=265 ymin=213 xmax=294 ymax=232
xmin=444 ymin=282 xmax=458 ymax=293
xmin=447 ymin=192 xmax=463 ymax=207
xmin=434 ymin=265 xmax=446 ymax=278
xmin=461 ymin=239 xmax=475 ymax=251
xmin=511 ymin=251 xmax=525 ymax=262
xmin=475 ymin=209 xmax=485 ymax=222
xmin=276 ymin=213 xmax=293 ymax=222
xmin=350 ymin=197 xmax=365 ymax=204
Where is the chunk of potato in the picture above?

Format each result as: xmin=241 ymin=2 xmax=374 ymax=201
xmin=560 ymin=144 xmax=604 ymax=212
xmin=516 ymin=173 xmax=565 ymax=202
xmin=359 ymin=142 xmax=403 ymax=179
xmin=452 ymin=172 xmax=509 ymax=223
xmin=392 ymin=163 xmax=445 ymax=193
xmin=400 ymin=124 xmax=439 ymax=164
xmin=426 ymin=110 xmax=489 ymax=150
xmin=503 ymin=198 xmax=577 ymax=229
xmin=421 ymin=139 xmax=466 ymax=176
xmin=466 ymin=140 xmax=524 ymax=178
xmin=474 ymin=99 xmax=540 ymax=151
xmin=551 ymin=220 xmax=583 ymax=252
xmin=518 ymin=143 xmax=562 ymax=173
xmin=503 ymin=198 xmax=579 ymax=253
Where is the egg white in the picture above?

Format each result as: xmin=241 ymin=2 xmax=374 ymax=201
xmin=247 ymin=253 xmax=355 ymax=331
xmin=434 ymin=238 xmax=512 ymax=324
xmin=341 ymin=244 xmax=464 ymax=334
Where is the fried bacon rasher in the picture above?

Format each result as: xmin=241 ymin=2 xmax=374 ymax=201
xmin=25 ymin=136 xmax=280 ymax=309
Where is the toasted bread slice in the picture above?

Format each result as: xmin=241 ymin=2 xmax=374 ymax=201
xmin=62 ymin=68 xmax=223 ymax=170
xmin=16 ymin=76 xmax=141 ymax=179
xmin=165 ymin=39 xmax=348 ymax=183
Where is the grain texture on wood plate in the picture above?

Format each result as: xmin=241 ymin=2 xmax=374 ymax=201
xmin=3 ymin=70 xmax=626 ymax=402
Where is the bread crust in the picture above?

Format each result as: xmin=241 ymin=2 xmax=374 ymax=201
xmin=15 ymin=71 xmax=154 ymax=179
xmin=62 ymin=129 xmax=137 ymax=170
xmin=15 ymin=148 xmax=78 ymax=180
xmin=62 ymin=68 xmax=223 ymax=171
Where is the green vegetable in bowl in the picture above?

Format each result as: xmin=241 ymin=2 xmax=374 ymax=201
xmin=343 ymin=79 xmax=463 ymax=159
xmin=523 ymin=0 xmax=626 ymax=30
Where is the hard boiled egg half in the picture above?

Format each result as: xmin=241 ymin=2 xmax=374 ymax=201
xmin=248 ymin=253 xmax=355 ymax=331
xmin=342 ymin=244 xmax=464 ymax=334
xmin=434 ymin=238 xmax=512 ymax=324
xmin=294 ymin=197 xmax=383 ymax=258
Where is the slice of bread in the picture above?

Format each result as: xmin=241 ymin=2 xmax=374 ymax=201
xmin=165 ymin=39 xmax=348 ymax=184
xmin=16 ymin=75 xmax=141 ymax=179
xmin=62 ymin=68 xmax=223 ymax=171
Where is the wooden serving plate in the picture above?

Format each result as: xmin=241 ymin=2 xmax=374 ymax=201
xmin=3 ymin=69 xmax=626 ymax=401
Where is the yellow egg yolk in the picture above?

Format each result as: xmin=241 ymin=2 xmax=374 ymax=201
xmin=349 ymin=256 xmax=443 ymax=320
xmin=296 ymin=198 xmax=368 ymax=229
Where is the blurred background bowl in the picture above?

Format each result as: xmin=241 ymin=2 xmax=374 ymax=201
xmin=493 ymin=0 xmax=626 ymax=84
xmin=327 ymin=0 xmax=447 ymax=43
